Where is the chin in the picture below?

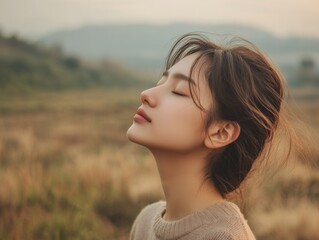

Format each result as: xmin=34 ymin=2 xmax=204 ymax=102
xmin=127 ymin=125 xmax=144 ymax=145
xmin=126 ymin=126 xmax=134 ymax=140
xmin=127 ymin=128 xmax=156 ymax=151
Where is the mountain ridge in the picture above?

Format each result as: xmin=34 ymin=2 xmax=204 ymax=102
xmin=0 ymin=33 xmax=149 ymax=92
xmin=39 ymin=23 xmax=319 ymax=71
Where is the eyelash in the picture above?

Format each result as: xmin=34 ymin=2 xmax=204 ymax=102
xmin=172 ymin=91 xmax=186 ymax=97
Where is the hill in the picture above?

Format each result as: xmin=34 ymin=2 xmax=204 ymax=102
xmin=39 ymin=23 xmax=319 ymax=71
xmin=0 ymin=33 xmax=149 ymax=92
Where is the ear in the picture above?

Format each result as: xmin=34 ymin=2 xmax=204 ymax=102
xmin=204 ymin=121 xmax=241 ymax=149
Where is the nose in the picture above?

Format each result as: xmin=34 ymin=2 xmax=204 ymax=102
xmin=140 ymin=88 xmax=156 ymax=107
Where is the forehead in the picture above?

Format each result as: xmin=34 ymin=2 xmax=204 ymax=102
xmin=169 ymin=53 xmax=208 ymax=86
xmin=169 ymin=53 xmax=200 ymax=74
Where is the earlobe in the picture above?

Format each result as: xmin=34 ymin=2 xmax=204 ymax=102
xmin=204 ymin=121 xmax=240 ymax=149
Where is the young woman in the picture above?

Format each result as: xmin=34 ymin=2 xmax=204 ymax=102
xmin=127 ymin=33 xmax=287 ymax=240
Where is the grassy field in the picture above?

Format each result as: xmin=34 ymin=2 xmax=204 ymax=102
xmin=0 ymin=88 xmax=318 ymax=240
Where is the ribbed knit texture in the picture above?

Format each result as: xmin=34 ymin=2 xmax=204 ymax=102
xmin=130 ymin=200 xmax=256 ymax=240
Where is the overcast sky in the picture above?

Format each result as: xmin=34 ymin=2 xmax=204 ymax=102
xmin=0 ymin=0 xmax=319 ymax=39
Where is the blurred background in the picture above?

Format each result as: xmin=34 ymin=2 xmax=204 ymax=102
xmin=0 ymin=0 xmax=318 ymax=239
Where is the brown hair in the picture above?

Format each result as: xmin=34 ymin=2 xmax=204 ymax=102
xmin=165 ymin=33 xmax=288 ymax=197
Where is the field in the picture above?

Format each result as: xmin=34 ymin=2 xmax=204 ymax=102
xmin=0 ymin=88 xmax=318 ymax=240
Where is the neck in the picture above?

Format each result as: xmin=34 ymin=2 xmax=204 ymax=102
xmin=151 ymin=148 xmax=224 ymax=221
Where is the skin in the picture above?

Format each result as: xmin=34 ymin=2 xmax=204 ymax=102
xmin=127 ymin=53 xmax=240 ymax=221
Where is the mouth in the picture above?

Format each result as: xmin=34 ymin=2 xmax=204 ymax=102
xmin=134 ymin=108 xmax=152 ymax=123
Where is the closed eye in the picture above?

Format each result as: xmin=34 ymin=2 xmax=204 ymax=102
xmin=172 ymin=91 xmax=186 ymax=97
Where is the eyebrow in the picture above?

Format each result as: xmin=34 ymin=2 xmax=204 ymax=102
xmin=162 ymin=70 xmax=196 ymax=85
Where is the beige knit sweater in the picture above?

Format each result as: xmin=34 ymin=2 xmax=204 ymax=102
xmin=130 ymin=200 xmax=256 ymax=240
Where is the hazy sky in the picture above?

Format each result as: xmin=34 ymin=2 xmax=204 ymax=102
xmin=1 ymin=0 xmax=319 ymax=39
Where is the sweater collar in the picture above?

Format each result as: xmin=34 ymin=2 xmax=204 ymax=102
xmin=153 ymin=200 xmax=240 ymax=240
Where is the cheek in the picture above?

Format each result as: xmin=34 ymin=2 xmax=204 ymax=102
xmin=153 ymin=104 xmax=206 ymax=146
xmin=165 ymin=107 xmax=203 ymax=132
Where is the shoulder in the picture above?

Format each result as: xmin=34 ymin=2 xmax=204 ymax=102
xmin=130 ymin=201 xmax=165 ymax=240
xmin=135 ymin=200 xmax=165 ymax=223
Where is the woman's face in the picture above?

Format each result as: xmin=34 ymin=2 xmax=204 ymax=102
xmin=127 ymin=53 xmax=213 ymax=153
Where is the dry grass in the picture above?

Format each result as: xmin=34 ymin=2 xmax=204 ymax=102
xmin=0 ymin=88 xmax=318 ymax=239
xmin=0 ymin=89 xmax=162 ymax=239
xmin=243 ymin=161 xmax=319 ymax=239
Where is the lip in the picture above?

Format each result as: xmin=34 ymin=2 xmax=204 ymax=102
xmin=134 ymin=108 xmax=152 ymax=123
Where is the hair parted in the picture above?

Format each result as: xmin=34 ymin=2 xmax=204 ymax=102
xmin=165 ymin=33 xmax=288 ymax=197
